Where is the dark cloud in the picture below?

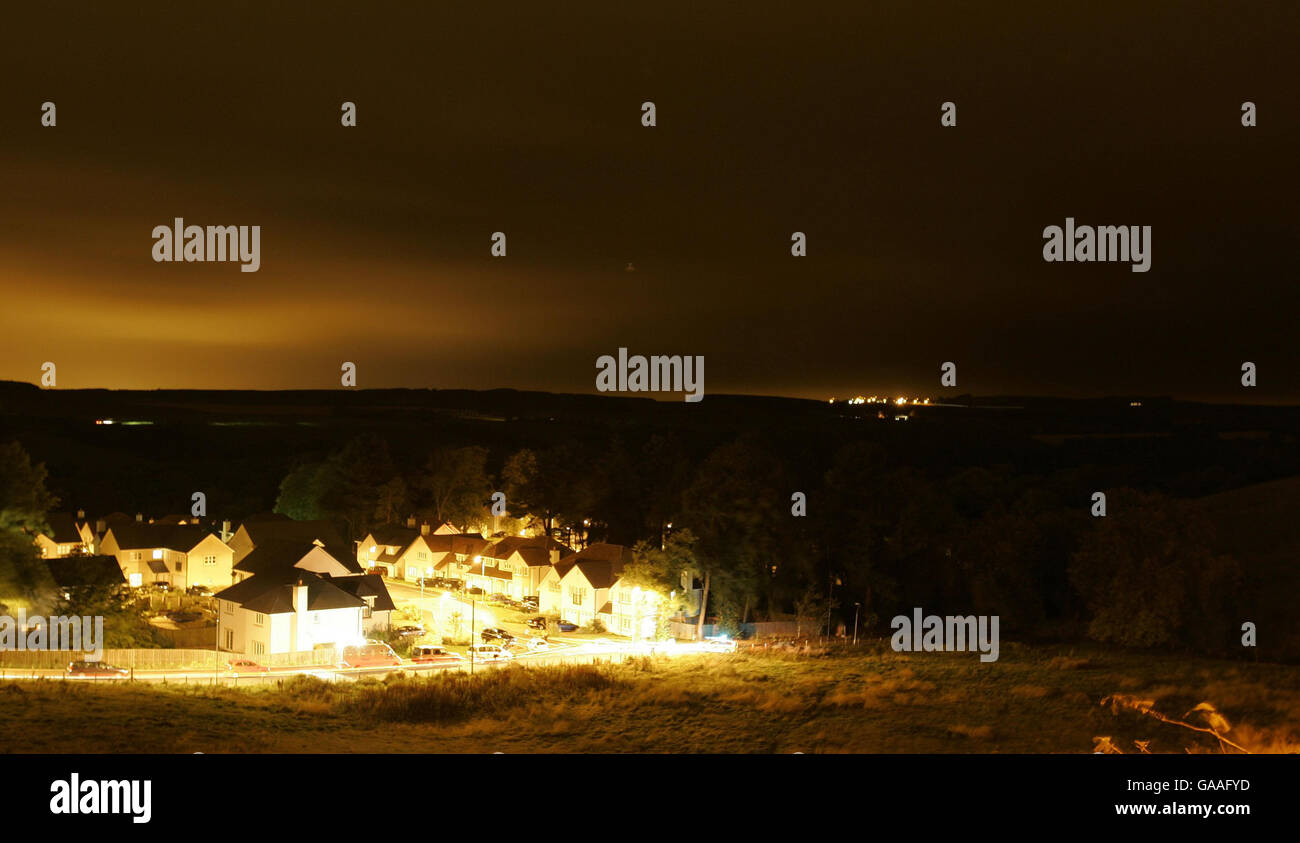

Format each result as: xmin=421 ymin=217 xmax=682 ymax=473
xmin=1 ymin=2 xmax=1296 ymax=400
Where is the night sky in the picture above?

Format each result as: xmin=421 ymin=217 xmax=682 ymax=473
xmin=2 ymin=2 xmax=1297 ymax=402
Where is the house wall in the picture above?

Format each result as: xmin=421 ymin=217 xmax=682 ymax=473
xmin=608 ymin=580 xmax=661 ymax=639
xmin=288 ymin=606 xmax=362 ymax=653
xmin=539 ymin=570 xmax=563 ymax=615
xmin=185 ymin=534 xmax=235 ymax=590
xmin=559 ymin=569 xmax=607 ymax=627
xmin=219 ymin=598 xmax=248 ymax=653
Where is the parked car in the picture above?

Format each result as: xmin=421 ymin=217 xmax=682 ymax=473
xmin=226 ymin=659 xmax=269 ymax=675
xmin=702 ymin=635 xmax=738 ymax=653
xmin=67 ymin=661 xmax=129 ymax=679
xmin=410 ymin=645 xmax=464 ymax=666
xmin=480 ymin=627 xmax=514 ymax=644
xmin=442 ymin=578 xmax=464 ymax=591
xmin=393 ymin=625 xmax=425 ymax=640
xmin=526 ymin=637 xmax=551 ymax=651
xmin=466 ymin=586 xmax=485 ymax=596
xmin=186 ymin=585 xmax=214 ymax=597
xmin=526 ymin=616 xmax=548 ymax=631
xmin=467 ymin=644 xmax=513 ymax=662
xmin=555 ymin=620 xmax=579 ymax=632
xmin=341 ymin=642 xmax=402 ymax=668
xmin=520 ymin=597 xmax=539 ymax=612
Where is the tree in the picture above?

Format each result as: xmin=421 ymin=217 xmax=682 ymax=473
xmin=1069 ymin=489 xmax=1241 ymax=651
xmin=273 ymin=461 xmax=331 ymax=520
xmin=502 ymin=444 xmax=595 ymax=535
xmin=0 ymin=441 xmax=59 ymax=614
xmin=418 ymin=446 xmax=492 ymax=530
xmin=373 ymin=476 xmax=409 ymax=525
xmin=681 ymin=439 xmax=789 ymax=627
xmin=793 ymin=587 xmax=827 ymax=638
xmin=623 ymin=529 xmax=700 ymax=637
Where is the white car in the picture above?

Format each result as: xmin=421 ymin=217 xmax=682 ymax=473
xmin=526 ymin=637 xmax=551 ymax=651
xmin=467 ymin=644 xmax=513 ymax=662
xmin=701 ymin=635 xmax=738 ymax=653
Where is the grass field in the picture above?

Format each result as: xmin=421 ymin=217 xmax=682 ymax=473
xmin=2 ymin=642 xmax=1298 ymax=753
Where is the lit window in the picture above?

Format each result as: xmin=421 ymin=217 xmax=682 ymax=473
xmin=152 ymin=549 xmax=162 ymax=560
xmin=254 ymin=613 xmax=265 ymax=626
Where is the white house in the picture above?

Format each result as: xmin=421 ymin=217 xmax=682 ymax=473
xmin=215 ymin=540 xmax=397 ymax=655
xmin=99 ymin=522 xmax=235 ymax=590
xmin=228 ymin=516 xmax=354 ymax=569
xmin=541 ymin=543 xmax=634 ymax=629
xmin=33 ymin=512 xmax=94 ymax=558
xmin=478 ymin=536 xmax=570 ymax=598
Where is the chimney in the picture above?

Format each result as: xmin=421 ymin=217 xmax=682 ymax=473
xmin=95 ymin=519 xmax=106 ymax=534
xmin=420 ymin=522 xmax=430 ymax=536
xmin=550 ymin=549 xmax=560 ymax=564
xmin=221 ymin=520 xmax=232 ymax=542
xmin=406 ymin=515 xmax=416 ymax=529
xmin=76 ymin=509 xmax=85 ymax=520
xmin=293 ymin=578 xmax=309 ymax=613
xmin=135 ymin=512 xmax=143 ymax=523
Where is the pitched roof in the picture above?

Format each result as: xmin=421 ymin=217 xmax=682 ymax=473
xmin=368 ymin=525 xmax=421 ymax=547
xmin=555 ymin=543 xmax=634 ymax=588
xmin=233 ymin=539 xmax=360 ymax=576
xmin=44 ymin=555 xmax=126 ymax=589
xmin=107 ymin=523 xmax=209 ymax=552
xmin=43 ymin=512 xmax=85 ymax=544
xmin=485 ymin=536 xmax=573 ymax=567
xmin=330 ymin=573 xmax=397 ymax=612
xmin=238 ymin=519 xmax=353 ymax=566
xmin=215 ymin=571 xmax=365 ymax=615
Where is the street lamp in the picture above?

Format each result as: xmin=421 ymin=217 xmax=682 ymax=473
xmin=852 ymin=602 xmax=861 ymax=646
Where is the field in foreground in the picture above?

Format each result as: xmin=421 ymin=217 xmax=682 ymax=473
xmin=3 ymin=642 xmax=1298 ymax=753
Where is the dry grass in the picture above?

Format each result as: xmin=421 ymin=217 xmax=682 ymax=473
xmin=2 ymin=643 xmax=1297 ymax=753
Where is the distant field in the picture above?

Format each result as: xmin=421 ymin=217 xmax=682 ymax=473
xmin=2 ymin=643 xmax=1297 ymax=754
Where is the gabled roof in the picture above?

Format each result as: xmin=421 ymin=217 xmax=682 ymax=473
xmin=367 ymin=525 xmax=421 ymax=548
xmin=42 ymin=512 xmax=85 ymax=544
xmin=44 ymin=555 xmax=126 ymax=589
xmin=215 ymin=570 xmax=365 ymax=615
xmin=485 ymin=536 xmax=573 ymax=567
xmin=233 ymin=539 xmax=361 ymax=576
xmin=106 ymin=523 xmax=209 ymax=553
xmin=237 ymin=519 xmax=353 ymax=565
xmin=418 ymin=533 xmax=489 ymax=556
xmin=555 ymin=543 xmax=633 ymax=588
xmin=330 ymin=573 xmax=397 ymax=612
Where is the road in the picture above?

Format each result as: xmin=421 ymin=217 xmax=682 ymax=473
xmin=0 ymin=579 xmax=730 ymax=684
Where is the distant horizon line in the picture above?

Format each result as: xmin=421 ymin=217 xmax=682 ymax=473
xmin=3 ymin=379 xmax=1298 ymax=409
